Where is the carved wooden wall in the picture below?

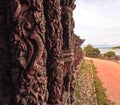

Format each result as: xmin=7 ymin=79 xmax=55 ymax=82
xmin=74 ymin=35 xmax=85 ymax=68
xmin=9 ymin=0 xmax=48 ymax=104
xmin=0 ymin=0 xmax=84 ymax=105
xmin=44 ymin=0 xmax=64 ymax=104
xmin=60 ymin=0 xmax=76 ymax=104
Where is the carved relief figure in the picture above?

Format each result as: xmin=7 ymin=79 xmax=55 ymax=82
xmin=9 ymin=0 xmax=48 ymax=104
xmin=60 ymin=0 xmax=76 ymax=104
xmin=43 ymin=0 xmax=64 ymax=104
xmin=0 ymin=0 xmax=84 ymax=105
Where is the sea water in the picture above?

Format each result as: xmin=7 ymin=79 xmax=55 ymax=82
xmin=99 ymin=48 xmax=120 ymax=55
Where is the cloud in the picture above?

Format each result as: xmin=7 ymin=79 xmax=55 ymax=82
xmin=73 ymin=0 xmax=120 ymax=46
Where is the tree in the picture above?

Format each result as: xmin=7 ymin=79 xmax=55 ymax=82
xmin=104 ymin=51 xmax=116 ymax=59
xmin=83 ymin=44 xmax=100 ymax=57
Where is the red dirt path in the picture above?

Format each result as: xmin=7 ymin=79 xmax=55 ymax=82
xmin=85 ymin=57 xmax=120 ymax=105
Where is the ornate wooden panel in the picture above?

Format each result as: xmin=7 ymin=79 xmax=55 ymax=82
xmin=9 ymin=0 xmax=48 ymax=104
xmin=60 ymin=0 xmax=76 ymax=104
xmin=0 ymin=0 xmax=84 ymax=104
xmin=44 ymin=0 xmax=64 ymax=104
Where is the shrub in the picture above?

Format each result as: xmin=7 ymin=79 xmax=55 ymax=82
xmin=83 ymin=44 xmax=100 ymax=57
xmin=103 ymin=51 xmax=116 ymax=59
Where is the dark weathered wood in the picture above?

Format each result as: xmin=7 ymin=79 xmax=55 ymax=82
xmin=43 ymin=0 xmax=64 ymax=104
xmin=9 ymin=0 xmax=48 ymax=104
xmin=0 ymin=0 xmax=84 ymax=104
xmin=0 ymin=1 xmax=13 ymax=104
xmin=60 ymin=0 xmax=76 ymax=104
xmin=74 ymin=35 xmax=85 ymax=67
xmin=61 ymin=0 xmax=76 ymax=50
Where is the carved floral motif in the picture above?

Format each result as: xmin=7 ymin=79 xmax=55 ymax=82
xmin=44 ymin=0 xmax=64 ymax=104
xmin=9 ymin=0 xmax=48 ymax=104
xmin=0 ymin=0 xmax=83 ymax=104
xmin=60 ymin=0 xmax=76 ymax=104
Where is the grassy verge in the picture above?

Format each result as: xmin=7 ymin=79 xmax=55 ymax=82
xmin=75 ymin=60 xmax=95 ymax=105
xmin=75 ymin=60 xmax=91 ymax=104
xmin=75 ymin=59 xmax=114 ymax=105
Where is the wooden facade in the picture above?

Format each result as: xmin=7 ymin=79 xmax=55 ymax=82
xmin=0 ymin=0 xmax=84 ymax=104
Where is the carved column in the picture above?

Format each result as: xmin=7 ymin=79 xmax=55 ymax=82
xmin=9 ymin=0 xmax=48 ymax=104
xmin=74 ymin=35 xmax=83 ymax=68
xmin=60 ymin=0 xmax=76 ymax=104
xmin=43 ymin=0 xmax=64 ymax=104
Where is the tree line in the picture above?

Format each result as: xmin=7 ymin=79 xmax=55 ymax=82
xmin=83 ymin=44 xmax=116 ymax=59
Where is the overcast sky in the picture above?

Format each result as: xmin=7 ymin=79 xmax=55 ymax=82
xmin=73 ymin=0 xmax=120 ymax=46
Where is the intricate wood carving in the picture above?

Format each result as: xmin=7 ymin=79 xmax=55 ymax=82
xmin=43 ymin=0 xmax=64 ymax=104
xmin=9 ymin=0 xmax=48 ymax=104
xmin=74 ymin=35 xmax=84 ymax=68
xmin=0 ymin=0 xmax=84 ymax=104
xmin=61 ymin=0 xmax=75 ymax=50
xmin=60 ymin=0 xmax=76 ymax=104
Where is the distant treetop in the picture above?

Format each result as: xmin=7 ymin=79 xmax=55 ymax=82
xmin=112 ymin=46 xmax=120 ymax=49
xmin=83 ymin=44 xmax=100 ymax=58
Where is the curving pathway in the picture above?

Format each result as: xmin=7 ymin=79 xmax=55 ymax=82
xmin=86 ymin=57 xmax=120 ymax=105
